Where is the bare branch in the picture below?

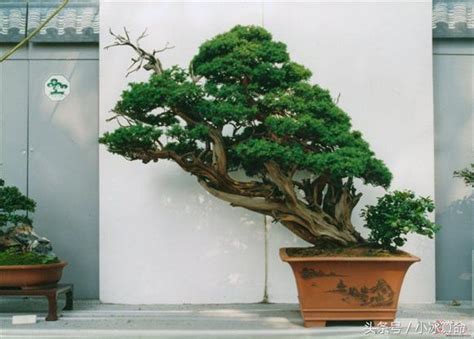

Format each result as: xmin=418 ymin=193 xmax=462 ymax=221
xmin=155 ymin=42 xmax=175 ymax=53
xmin=106 ymin=27 xmax=173 ymax=76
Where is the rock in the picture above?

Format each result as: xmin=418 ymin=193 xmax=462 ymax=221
xmin=0 ymin=224 xmax=57 ymax=259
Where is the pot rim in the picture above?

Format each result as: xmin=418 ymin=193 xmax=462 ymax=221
xmin=0 ymin=261 xmax=68 ymax=270
xmin=279 ymin=248 xmax=421 ymax=262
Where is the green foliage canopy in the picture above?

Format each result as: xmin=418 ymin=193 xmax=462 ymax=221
xmin=100 ymin=25 xmax=392 ymax=189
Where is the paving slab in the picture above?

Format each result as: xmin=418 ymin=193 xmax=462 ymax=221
xmin=0 ymin=299 xmax=471 ymax=338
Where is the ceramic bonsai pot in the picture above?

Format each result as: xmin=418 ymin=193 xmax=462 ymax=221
xmin=0 ymin=262 xmax=67 ymax=288
xmin=280 ymin=248 xmax=419 ymax=327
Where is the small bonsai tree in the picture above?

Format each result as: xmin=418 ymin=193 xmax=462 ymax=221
xmin=101 ymin=26 xmax=435 ymax=249
xmin=0 ymin=179 xmax=35 ymax=229
xmin=0 ymin=179 xmax=58 ymax=264
xmin=454 ymin=164 xmax=474 ymax=187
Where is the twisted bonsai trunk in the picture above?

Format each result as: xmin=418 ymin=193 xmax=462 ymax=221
xmin=137 ymin=141 xmax=364 ymax=246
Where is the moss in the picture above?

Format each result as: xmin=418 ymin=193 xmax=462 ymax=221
xmin=0 ymin=249 xmax=60 ymax=266
xmin=286 ymin=245 xmax=410 ymax=258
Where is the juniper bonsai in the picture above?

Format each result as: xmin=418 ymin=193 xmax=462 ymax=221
xmin=100 ymin=26 xmax=394 ymax=247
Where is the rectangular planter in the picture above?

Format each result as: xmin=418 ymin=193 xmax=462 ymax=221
xmin=280 ymin=248 xmax=420 ymax=327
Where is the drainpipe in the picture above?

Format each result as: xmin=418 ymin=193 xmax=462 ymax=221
xmin=262 ymin=215 xmax=270 ymax=303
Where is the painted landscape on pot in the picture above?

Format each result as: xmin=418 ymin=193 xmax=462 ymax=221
xmin=327 ymin=279 xmax=395 ymax=307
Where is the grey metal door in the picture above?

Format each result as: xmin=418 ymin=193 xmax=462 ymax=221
xmin=0 ymin=45 xmax=99 ymax=298
xmin=28 ymin=59 xmax=99 ymax=298
xmin=433 ymin=40 xmax=473 ymax=301
xmin=0 ymin=60 xmax=28 ymax=192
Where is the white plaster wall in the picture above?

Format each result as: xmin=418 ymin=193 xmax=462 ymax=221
xmin=100 ymin=1 xmax=435 ymax=304
xmin=100 ymin=1 xmax=266 ymax=304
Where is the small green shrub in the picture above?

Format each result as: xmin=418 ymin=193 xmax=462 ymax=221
xmin=361 ymin=191 xmax=440 ymax=251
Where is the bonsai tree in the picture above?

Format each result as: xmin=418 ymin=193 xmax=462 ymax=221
xmin=101 ymin=26 xmax=434 ymax=249
xmin=454 ymin=164 xmax=474 ymax=187
xmin=0 ymin=179 xmax=35 ymax=230
xmin=0 ymin=179 xmax=58 ymax=264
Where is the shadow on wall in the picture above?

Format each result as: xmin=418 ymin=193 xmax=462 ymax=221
xmin=436 ymin=193 xmax=473 ymax=301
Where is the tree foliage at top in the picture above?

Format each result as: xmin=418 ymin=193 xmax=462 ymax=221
xmin=100 ymin=26 xmax=393 ymax=246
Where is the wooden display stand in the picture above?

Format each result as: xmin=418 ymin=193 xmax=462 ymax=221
xmin=0 ymin=284 xmax=73 ymax=321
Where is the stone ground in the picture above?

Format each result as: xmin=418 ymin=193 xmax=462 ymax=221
xmin=0 ymin=299 xmax=471 ymax=338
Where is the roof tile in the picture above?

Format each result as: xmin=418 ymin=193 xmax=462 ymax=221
xmin=0 ymin=1 xmax=98 ymax=43
xmin=433 ymin=0 xmax=474 ymax=38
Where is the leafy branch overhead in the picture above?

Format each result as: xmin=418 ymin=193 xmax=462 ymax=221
xmin=454 ymin=164 xmax=474 ymax=187
xmin=100 ymin=25 xmax=396 ymax=246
